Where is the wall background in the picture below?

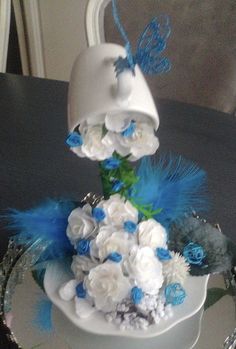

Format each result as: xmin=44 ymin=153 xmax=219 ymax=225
xmin=38 ymin=0 xmax=88 ymax=81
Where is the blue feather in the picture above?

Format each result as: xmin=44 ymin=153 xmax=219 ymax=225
xmin=4 ymin=199 xmax=76 ymax=261
xmin=132 ymin=155 xmax=208 ymax=228
xmin=33 ymin=297 xmax=53 ymax=332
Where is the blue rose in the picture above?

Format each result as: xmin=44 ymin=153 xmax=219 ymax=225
xmin=165 ymin=283 xmax=186 ymax=306
xmin=102 ymin=157 xmax=121 ymax=170
xmin=66 ymin=131 xmax=83 ymax=147
xmin=92 ymin=207 xmax=106 ymax=222
xmin=112 ymin=180 xmax=124 ymax=192
xmin=123 ymin=221 xmax=137 ymax=234
xmin=107 ymin=252 xmax=122 ymax=263
xmin=156 ymin=248 xmax=172 ymax=261
xmin=121 ymin=121 xmax=136 ymax=137
xmin=131 ymin=286 xmax=144 ymax=304
xmin=76 ymin=239 xmax=90 ymax=256
xmin=76 ymin=282 xmax=86 ymax=298
xmin=183 ymin=242 xmax=206 ymax=265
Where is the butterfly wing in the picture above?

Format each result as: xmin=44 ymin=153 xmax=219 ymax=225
xmin=135 ymin=16 xmax=171 ymax=75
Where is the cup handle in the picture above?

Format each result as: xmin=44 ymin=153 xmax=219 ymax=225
xmin=115 ymin=70 xmax=133 ymax=102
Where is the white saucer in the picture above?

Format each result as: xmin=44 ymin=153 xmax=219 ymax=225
xmin=52 ymin=304 xmax=204 ymax=349
xmin=44 ymin=260 xmax=209 ymax=339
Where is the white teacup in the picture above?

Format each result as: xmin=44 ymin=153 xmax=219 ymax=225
xmin=68 ymin=43 xmax=159 ymax=133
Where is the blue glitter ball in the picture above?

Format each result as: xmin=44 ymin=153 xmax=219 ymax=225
xmin=156 ymin=248 xmax=172 ymax=261
xmin=112 ymin=180 xmax=124 ymax=192
xmin=123 ymin=221 xmax=137 ymax=233
xmin=165 ymin=283 xmax=186 ymax=306
xmin=121 ymin=121 xmax=136 ymax=137
xmin=107 ymin=252 xmax=122 ymax=263
xmin=76 ymin=239 xmax=90 ymax=256
xmin=183 ymin=242 xmax=206 ymax=265
xmin=76 ymin=282 xmax=86 ymax=298
xmin=92 ymin=207 xmax=106 ymax=222
xmin=131 ymin=286 xmax=144 ymax=304
xmin=102 ymin=157 xmax=121 ymax=170
xmin=66 ymin=132 xmax=83 ymax=147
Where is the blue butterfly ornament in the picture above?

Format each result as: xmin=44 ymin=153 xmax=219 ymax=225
xmin=112 ymin=0 xmax=171 ymax=76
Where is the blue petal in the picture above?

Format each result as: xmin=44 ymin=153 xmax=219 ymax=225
xmin=76 ymin=239 xmax=90 ymax=256
xmin=92 ymin=207 xmax=106 ymax=222
xmin=124 ymin=221 xmax=137 ymax=233
xmin=165 ymin=283 xmax=186 ymax=306
xmin=131 ymin=286 xmax=144 ymax=304
xmin=121 ymin=121 xmax=136 ymax=137
xmin=66 ymin=132 xmax=83 ymax=147
xmin=102 ymin=157 xmax=121 ymax=170
xmin=107 ymin=252 xmax=122 ymax=263
xmin=76 ymin=282 xmax=86 ymax=298
xmin=112 ymin=180 xmax=124 ymax=192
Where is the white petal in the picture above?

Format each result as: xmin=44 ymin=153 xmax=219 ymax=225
xmin=105 ymin=113 xmax=131 ymax=132
xmin=58 ymin=279 xmax=77 ymax=301
xmin=75 ymin=297 xmax=96 ymax=318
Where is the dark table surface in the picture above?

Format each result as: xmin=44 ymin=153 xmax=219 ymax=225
xmin=1 ymin=72 xmax=236 ymax=261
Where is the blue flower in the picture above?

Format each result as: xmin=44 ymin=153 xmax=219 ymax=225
xmin=92 ymin=207 xmax=106 ymax=222
xmin=156 ymin=248 xmax=172 ymax=261
xmin=112 ymin=180 xmax=124 ymax=192
xmin=131 ymin=286 xmax=144 ymax=304
xmin=102 ymin=157 xmax=121 ymax=170
xmin=76 ymin=239 xmax=90 ymax=256
xmin=121 ymin=121 xmax=136 ymax=137
xmin=66 ymin=132 xmax=83 ymax=147
xmin=107 ymin=252 xmax=122 ymax=263
xmin=165 ymin=283 xmax=186 ymax=306
xmin=76 ymin=282 xmax=86 ymax=298
xmin=123 ymin=221 xmax=137 ymax=233
xmin=183 ymin=242 xmax=206 ymax=265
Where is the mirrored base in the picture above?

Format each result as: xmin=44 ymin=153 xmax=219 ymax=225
xmin=8 ymin=271 xmax=236 ymax=349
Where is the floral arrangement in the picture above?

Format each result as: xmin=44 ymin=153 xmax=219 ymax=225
xmin=5 ymin=152 xmax=235 ymax=333
xmin=66 ymin=119 xmax=159 ymax=162
xmin=59 ymin=193 xmax=189 ymax=330
xmin=3 ymin=0 xmax=236 ymax=336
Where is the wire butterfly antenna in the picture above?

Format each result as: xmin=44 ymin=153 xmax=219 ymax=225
xmin=112 ymin=0 xmax=171 ymax=76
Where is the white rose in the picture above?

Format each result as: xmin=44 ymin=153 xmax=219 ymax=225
xmin=72 ymin=124 xmax=115 ymax=161
xmin=138 ymin=219 xmax=167 ymax=249
xmin=106 ymin=123 xmax=159 ymax=161
xmin=98 ymin=194 xmax=138 ymax=227
xmin=105 ymin=113 xmax=131 ymax=132
xmin=71 ymin=255 xmax=100 ymax=281
xmin=96 ymin=229 xmax=134 ymax=261
xmin=124 ymin=246 xmax=163 ymax=295
xmin=95 ymin=225 xmax=114 ymax=242
xmin=66 ymin=204 xmax=97 ymax=245
xmin=85 ymin=262 xmax=130 ymax=312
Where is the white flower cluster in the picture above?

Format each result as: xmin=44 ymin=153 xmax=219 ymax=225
xmin=70 ymin=118 xmax=159 ymax=161
xmin=59 ymin=194 xmax=190 ymax=329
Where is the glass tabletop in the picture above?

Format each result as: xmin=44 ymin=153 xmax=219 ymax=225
xmin=0 ymin=241 xmax=236 ymax=349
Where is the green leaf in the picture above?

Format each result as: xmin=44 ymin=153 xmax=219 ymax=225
xmin=204 ymin=287 xmax=232 ymax=310
xmin=99 ymin=155 xmax=139 ymax=199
